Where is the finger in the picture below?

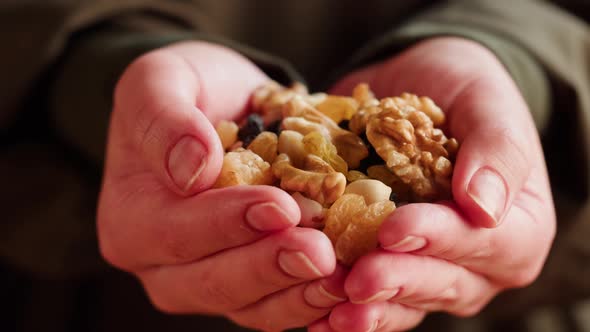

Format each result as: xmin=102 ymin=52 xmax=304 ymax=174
xmin=308 ymin=318 xmax=335 ymax=332
xmin=372 ymin=303 xmax=426 ymax=332
xmin=378 ymin=200 xmax=553 ymax=286
xmin=227 ymin=265 xmax=348 ymax=331
xmin=345 ymin=252 xmax=498 ymax=316
xmin=139 ymin=227 xmax=336 ymax=314
xmin=111 ymin=42 xmax=268 ymax=195
xmin=447 ymin=75 xmax=538 ymax=227
xmin=328 ymin=302 xmax=425 ymax=332
xmin=99 ymin=185 xmax=300 ymax=270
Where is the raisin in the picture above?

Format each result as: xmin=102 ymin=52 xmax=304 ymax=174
xmin=357 ymin=143 xmax=381 ymax=173
xmin=389 ymin=191 xmax=399 ymax=204
xmin=338 ymin=119 xmax=350 ymax=130
xmin=266 ymin=119 xmax=282 ymax=135
xmin=238 ymin=114 xmax=264 ymax=147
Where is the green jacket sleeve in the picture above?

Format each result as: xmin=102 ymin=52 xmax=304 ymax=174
xmin=341 ymin=0 xmax=590 ymax=316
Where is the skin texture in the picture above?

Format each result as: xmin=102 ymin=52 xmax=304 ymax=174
xmin=97 ymin=41 xmax=346 ymax=332
xmin=308 ymin=37 xmax=556 ymax=331
xmin=97 ymin=37 xmax=556 ymax=332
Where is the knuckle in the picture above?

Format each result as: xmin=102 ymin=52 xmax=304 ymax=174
xmin=254 ymin=259 xmax=290 ymax=290
xmin=215 ymin=215 xmax=258 ymax=246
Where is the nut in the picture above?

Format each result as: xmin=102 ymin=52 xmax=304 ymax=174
xmin=349 ymin=104 xmax=382 ymax=135
xmin=247 ymin=131 xmax=278 ymax=163
xmin=277 ymin=130 xmax=306 ymax=168
xmin=344 ymin=179 xmax=392 ymax=205
xmin=282 ymin=117 xmax=332 ymax=139
xmin=292 ymin=192 xmax=326 ymax=228
xmin=272 ymin=153 xmax=346 ymax=205
xmin=303 ymin=154 xmax=336 ymax=173
xmin=215 ymin=120 xmax=239 ymax=150
xmin=366 ymin=100 xmax=456 ymax=200
xmin=213 ymin=149 xmax=274 ymax=188
xmin=390 ymin=93 xmax=446 ymax=127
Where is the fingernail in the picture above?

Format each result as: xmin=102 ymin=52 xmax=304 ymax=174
xmin=278 ymin=250 xmax=324 ymax=279
xmin=246 ymin=202 xmax=295 ymax=231
xmin=168 ymin=136 xmax=207 ymax=192
xmin=467 ymin=167 xmax=507 ymax=224
xmin=382 ymin=236 xmax=427 ymax=252
xmin=304 ymin=283 xmax=346 ymax=308
xmin=352 ymin=288 xmax=399 ymax=304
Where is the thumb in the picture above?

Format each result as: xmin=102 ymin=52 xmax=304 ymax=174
xmin=449 ymin=78 xmax=536 ymax=228
xmin=111 ymin=42 xmax=267 ymax=195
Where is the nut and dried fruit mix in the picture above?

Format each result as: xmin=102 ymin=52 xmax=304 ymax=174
xmin=214 ymin=81 xmax=459 ymax=265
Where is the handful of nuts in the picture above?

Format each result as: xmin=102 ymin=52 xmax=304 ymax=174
xmin=214 ymin=81 xmax=459 ymax=265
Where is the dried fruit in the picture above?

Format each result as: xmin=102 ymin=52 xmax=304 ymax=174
xmin=323 ymin=194 xmax=396 ymax=265
xmin=346 ymin=170 xmax=369 ymax=182
xmin=316 ymin=95 xmax=359 ymax=123
xmin=238 ymin=114 xmax=264 ymax=147
xmin=284 ymin=96 xmax=368 ymax=169
xmin=215 ymin=120 xmax=239 ymax=150
xmin=303 ymin=131 xmax=348 ymax=175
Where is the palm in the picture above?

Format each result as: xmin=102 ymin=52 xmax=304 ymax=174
xmin=309 ymin=37 xmax=555 ymax=332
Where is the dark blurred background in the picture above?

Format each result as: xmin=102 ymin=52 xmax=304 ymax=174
xmin=1 ymin=1 xmax=589 ymax=331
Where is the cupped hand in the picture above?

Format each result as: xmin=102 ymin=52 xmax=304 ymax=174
xmin=309 ymin=37 xmax=556 ymax=332
xmin=96 ymin=41 xmax=346 ymax=332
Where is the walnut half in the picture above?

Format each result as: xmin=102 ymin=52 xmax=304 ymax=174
xmin=366 ymin=97 xmax=457 ymax=200
xmin=272 ymin=153 xmax=346 ymax=205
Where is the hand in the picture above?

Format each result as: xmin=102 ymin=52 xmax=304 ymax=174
xmin=96 ymin=41 xmax=346 ymax=332
xmin=309 ymin=37 xmax=556 ymax=331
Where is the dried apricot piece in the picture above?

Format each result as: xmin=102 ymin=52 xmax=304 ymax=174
xmin=323 ymin=194 xmax=366 ymax=245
